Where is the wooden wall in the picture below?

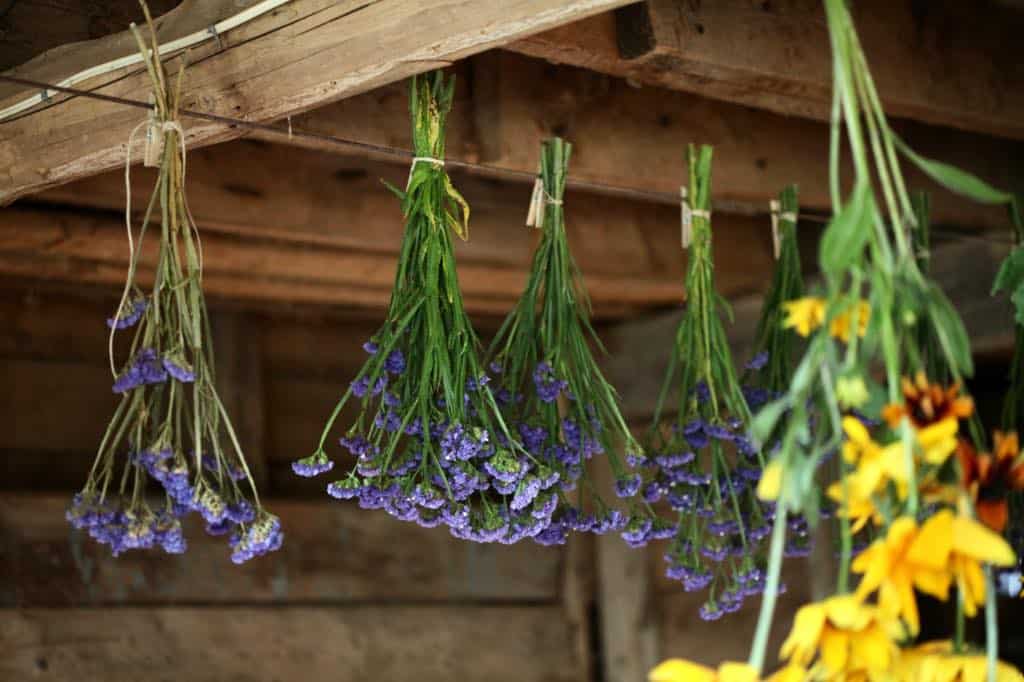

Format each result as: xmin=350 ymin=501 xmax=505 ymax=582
xmin=0 ymin=280 xmax=825 ymax=681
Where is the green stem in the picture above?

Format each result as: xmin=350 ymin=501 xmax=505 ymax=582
xmin=748 ymin=497 xmax=788 ymax=674
xmin=985 ymin=566 xmax=999 ymax=682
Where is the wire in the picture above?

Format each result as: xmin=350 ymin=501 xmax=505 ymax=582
xmin=0 ymin=73 xmax=1017 ymax=246
xmin=0 ymin=0 xmax=293 ymax=121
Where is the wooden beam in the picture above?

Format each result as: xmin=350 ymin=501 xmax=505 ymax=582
xmin=602 ymin=238 xmax=1019 ymax=419
xmin=277 ymin=52 xmax=1022 ymax=230
xmin=27 ymin=139 xmax=783 ymax=313
xmin=0 ymin=494 xmax=560 ymax=605
xmin=510 ymin=1 xmax=1024 ymax=141
xmin=0 ymin=0 xmax=636 ymax=203
xmin=0 ymin=606 xmax=584 ymax=681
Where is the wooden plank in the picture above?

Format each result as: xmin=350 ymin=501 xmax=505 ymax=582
xmin=602 ymin=238 xmax=1018 ymax=419
xmin=0 ymin=202 xmax=686 ymax=317
xmin=0 ymin=0 xmax=636 ymax=203
xmin=512 ymin=1 xmax=1024 ymax=141
xmin=289 ymin=51 xmax=1019 ymax=230
xmin=0 ymin=606 xmax=583 ymax=681
xmin=212 ymin=311 xmax=268 ymax=489
xmin=0 ymin=494 xmax=561 ymax=605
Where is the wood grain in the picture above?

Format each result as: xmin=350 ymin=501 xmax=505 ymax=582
xmin=0 ymin=0 xmax=635 ymax=202
xmin=0 ymin=494 xmax=561 ymax=605
xmin=0 ymin=606 xmax=584 ymax=681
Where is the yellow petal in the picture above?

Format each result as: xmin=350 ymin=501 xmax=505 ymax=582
xmin=781 ymin=603 xmax=826 ymax=665
xmin=767 ymin=664 xmax=807 ymax=682
xmin=843 ymin=416 xmax=872 ymax=446
xmin=819 ymin=630 xmax=849 ymax=673
xmin=649 ymin=658 xmax=716 ymax=682
xmin=717 ymin=662 xmax=760 ymax=682
xmin=918 ymin=418 xmax=959 ymax=449
xmin=850 ymin=625 xmax=892 ymax=671
xmin=758 ymin=460 xmax=782 ymax=501
xmin=951 ymin=515 xmax=1016 ymax=566
xmin=906 ymin=510 xmax=953 ymax=570
xmin=824 ymin=595 xmax=872 ymax=631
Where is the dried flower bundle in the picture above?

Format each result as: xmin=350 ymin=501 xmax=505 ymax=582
xmin=485 ymin=137 xmax=647 ymax=546
xmin=68 ymin=18 xmax=279 ymax=563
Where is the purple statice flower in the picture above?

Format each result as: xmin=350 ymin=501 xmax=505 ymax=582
xmin=532 ymin=492 xmax=558 ymax=520
xmin=621 ymin=516 xmax=653 ymax=547
xmin=193 ymin=487 xmax=227 ymax=524
xmin=536 ymin=465 xmax=560 ymax=490
xmin=66 ymin=492 xmax=119 ymax=530
xmin=155 ymin=516 xmax=187 ymax=554
xmin=533 ymin=521 xmax=569 ymax=546
xmin=647 ymin=519 xmax=677 ymax=541
xmin=340 ymin=435 xmax=375 ymax=457
xmin=411 ymin=483 xmax=445 ymax=510
xmin=416 ymin=510 xmax=444 ymax=529
xmin=654 ymin=452 xmax=695 ymax=468
xmin=230 ymin=513 xmax=283 ymax=564
xmin=291 ymin=452 xmax=334 ymax=478
xmin=112 ymin=348 xmax=168 ymax=393
xmin=441 ymin=424 xmax=489 ymax=462
xmin=162 ymin=353 xmax=195 ymax=383
xmin=363 ymin=341 xmax=379 ymax=355
xmin=665 ymin=488 xmax=695 ymax=512
xmin=373 ymin=411 xmax=402 ymax=432
xmin=699 ymin=600 xmax=724 ymax=621
xmin=625 ymin=451 xmax=647 ymax=467
xmin=643 ymin=481 xmax=664 ymax=503
xmin=593 ymin=509 xmax=629 ymax=534
xmin=483 ymin=450 xmax=525 ymax=484
xmin=700 ymin=542 xmax=730 ymax=562
xmin=745 ymin=351 xmax=769 ymax=371
xmin=684 ymin=570 xmax=714 ymax=593
xmin=327 ymin=477 xmax=363 ymax=500
xmin=614 ymin=473 xmax=642 ymax=498
xmin=517 ymin=423 xmax=548 ymax=454
xmin=720 ymin=589 xmax=744 ymax=614
xmin=106 ymin=298 xmax=148 ymax=330
xmin=225 ymin=500 xmax=256 ymax=524
xmin=748 ymin=524 xmax=772 ymax=542
xmin=742 ymin=386 xmax=770 ymax=410
xmin=351 ymin=375 xmax=387 ymax=398
xmin=384 ymin=350 xmax=406 ymax=374
xmin=510 ymin=476 xmax=542 ymax=511
xmin=205 ymin=518 xmax=234 ymax=536
xmin=532 ymin=362 xmax=568 ymax=403
xmin=694 ymin=381 xmax=711 ymax=403
xmin=682 ymin=420 xmax=709 ymax=449
xmin=705 ymin=423 xmax=734 ymax=442
xmin=441 ymin=503 xmax=471 ymax=530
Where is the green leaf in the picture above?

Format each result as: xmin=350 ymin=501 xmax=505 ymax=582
xmin=1013 ymin=284 xmax=1024 ymax=326
xmin=819 ymin=181 xmax=873 ymax=281
xmin=926 ymin=284 xmax=974 ymax=377
xmin=894 ymin=136 xmax=1013 ymax=205
xmin=751 ymin=396 xmax=790 ymax=444
xmin=993 ymin=246 xmax=1024 ymax=324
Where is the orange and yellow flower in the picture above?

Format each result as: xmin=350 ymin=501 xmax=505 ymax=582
xmin=881 ymin=373 xmax=974 ymax=431
xmin=649 ymin=659 xmax=760 ymax=682
xmin=897 ymin=640 xmax=1024 ymax=681
xmin=957 ymin=431 xmax=1024 ymax=532
xmin=852 ymin=510 xmax=1016 ymax=634
xmin=779 ymin=595 xmax=901 ymax=679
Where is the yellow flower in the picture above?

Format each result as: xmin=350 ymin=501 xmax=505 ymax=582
xmin=827 ymin=474 xmax=883 ymax=533
xmin=897 ymin=640 xmax=1024 ymax=681
xmin=783 ymin=297 xmax=826 ymax=337
xmin=649 ymin=659 xmax=759 ymax=682
xmin=852 ymin=510 xmax=1016 ymax=635
xmin=757 ymin=460 xmax=782 ymax=501
xmin=779 ymin=595 xmax=900 ymax=677
xmin=829 ymin=300 xmax=871 ymax=343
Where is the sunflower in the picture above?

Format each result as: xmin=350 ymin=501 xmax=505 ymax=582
xmin=897 ymin=640 xmax=1024 ymax=681
xmin=881 ymin=373 xmax=973 ymax=431
xmin=783 ymin=297 xmax=827 ymax=337
xmin=957 ymin=431 xmax=1024 ymax=532
xmin=779 ymin=595 xmax=901 ymax=678
xmin=852 ymin=510 xmax=1016 ymax=634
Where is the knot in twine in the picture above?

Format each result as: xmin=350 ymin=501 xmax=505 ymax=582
xmin=680 ymin=187 xmax=711 ymax=249
xmin=525 ymin=176 xmax=564 ymax=229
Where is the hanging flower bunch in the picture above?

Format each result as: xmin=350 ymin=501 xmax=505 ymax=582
xmin=654 ymin=0 xmax=1023 ymax=678
xmin=639 ymin=144 xmax=782 ymax=621
xmin=296 ymin=72 xmax=571 ymax=544
xmin=485 ymin=137 xmax=647 ymax=546
xmin=67 ymin=18 xmax=279 ymax=563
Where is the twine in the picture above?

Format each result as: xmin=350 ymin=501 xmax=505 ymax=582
xmin=769 ymin=199 xmax=798 ymax=260
xmin=109 ymin=115 xmax=193 ymax=378
xmin=526 ymin=177 xmax=564 ymax=228
xmin=406 ymin=156 xmax=445 ymax=188
xmin=680 ymin=188 xmax=710 ymax=249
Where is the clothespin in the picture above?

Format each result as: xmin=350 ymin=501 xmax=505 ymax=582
xmin=143 ymin=96 xmax=164 ymax=168
xmin=769 ymin=199 xmax=782 ymax=260
xmin=680 ymin=186 xmax=692 ymax=249
xmin=526 ymin=177 xmax=545 ymax=229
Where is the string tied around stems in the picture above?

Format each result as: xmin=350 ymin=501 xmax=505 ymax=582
xmin=525 ymin=176 xmax=564 ymax=229
xmin=406 ymin=156 xmax=445 ymax=188
xmin=769 ymin=198 xmax=798 ymax=260
xmin=680 ymin=186 xmax=711 ymax=249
